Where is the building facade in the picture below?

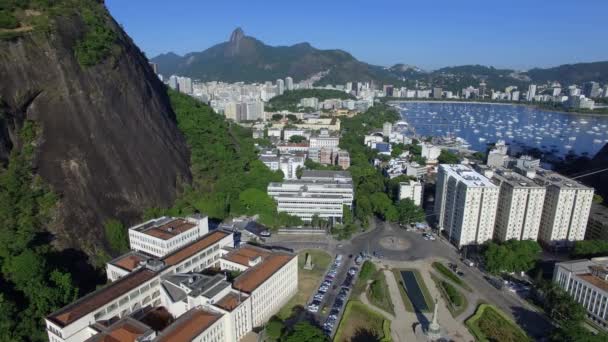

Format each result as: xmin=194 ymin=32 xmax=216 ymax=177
xmin=492 ymin=169 xmax=546 ymax=241
xmin=267 ymin=170 xmax=353 ymax=223
xmin=534 ymin=169 xmax=594 ymax=247
xmin=399 ymin=180 xmax=423 ymax=206
xmin=46 ymin=223 xmax=298 ymax=342
xmin=434 ymin=164 xmax=499 ymax=248
xmin=553 ymin=258 xmax=608 ymax=330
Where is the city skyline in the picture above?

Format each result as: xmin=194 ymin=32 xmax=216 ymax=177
xmin=106 ymin=0 xmax=608 ymax=70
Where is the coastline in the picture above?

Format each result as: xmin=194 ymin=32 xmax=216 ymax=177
xmin=387 ymin=100 xmax=608 ymax=117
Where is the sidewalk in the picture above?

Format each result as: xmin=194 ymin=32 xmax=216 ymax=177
xmin=382 ymin=268 xmax=419 ymax=342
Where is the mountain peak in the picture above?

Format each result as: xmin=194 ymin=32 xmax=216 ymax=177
xmin=229 ymin=27 xmax=245 ymax=44
xmin=228 ymin=27 xmax=246 ymax=56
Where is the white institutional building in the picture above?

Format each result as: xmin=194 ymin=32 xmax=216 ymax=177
xmin=533 ymin=169 xmax=594 ymax=247
xmin=267 ymin=170 xmax=354 ymax=223
xmin=492 ymin=169 xmax=546 ymax=241
xmin=399 ymin=180 xmax=423 ymax=206
xmin=434 ymin=164 xmax=499 ymax=248
xmin=553 ymin=258 xmax=608 ymax=330
xmin=46 ymin=216 xmax=298 ymax=342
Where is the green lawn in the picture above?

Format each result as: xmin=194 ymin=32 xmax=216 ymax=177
xmin=334 ymin=300 xmax=391 ymax=342
xmin=430 ymin=273 xmax=468 ymax=317
xmin=432 ymin=261 xmax=472 ymax=291
xmin=277 ymin=249 xmax=332 ymax=319
xmin=466 ymin=304 xmax=531 ymax=342
xmin=367 ymin=269 xmax=395 ymax=315
xmin=391 ymin=268 xmax=434 ymax=313
xmin=353 ymin=260 xmax=376 ymax=296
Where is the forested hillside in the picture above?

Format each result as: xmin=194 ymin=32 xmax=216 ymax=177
xmin=146 ymin=91 xmax=302 ymax=228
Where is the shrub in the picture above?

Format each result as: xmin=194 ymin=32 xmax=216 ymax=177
xmin=0 ymin=11 xmax=19 ymax=29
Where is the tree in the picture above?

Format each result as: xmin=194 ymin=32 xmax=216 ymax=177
xmin=286 ymin=114 xmax=298 ymax=122
xmin=289 ymin=135 xmax=306 ymax=143
xmin=265 ymin=317 xmax=284 ymax=340
xmin=104 ymin=219 xmax=129 ymax=253
xmin=296 ymin=166 xmax=303 ymax=179
xmin=438 ymin=150 xmax=460 ymax=164
xmin=593 ymin=194 xmax=604 ymax=204
xmin=543 ymin=283 xmax=586 ymax=324
xmin=483 ymin=240 xmax=541 ymax=274
xmin=395 ymin=199 xmax=425 ymax=225
xmin=550 ymin=321 xmax=608 ymax=342
xmin=572 ymin=240 xmax=608 ymax=259
xmin=283 ymin=321 xmax=328 ymax=342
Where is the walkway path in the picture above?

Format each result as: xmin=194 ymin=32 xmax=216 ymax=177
xmin=382 ymin=268 xmax=419 ymax=342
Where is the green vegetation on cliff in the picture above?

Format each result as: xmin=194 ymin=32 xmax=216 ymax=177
xmin=1 ymin=0 xmax=118 ymax=66
xmin=267 ymin=89 xmax=355 ymax=111
xmin=0 ymin=122 xmax=78 ymax=341
xmin=148 ymin=90 xmax=301 ymax=228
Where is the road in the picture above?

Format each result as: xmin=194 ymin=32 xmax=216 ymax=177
xmin=269 ymin=218 xmax=554 ymax=340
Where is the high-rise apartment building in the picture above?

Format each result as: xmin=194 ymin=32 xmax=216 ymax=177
xmin=285 ymin=77 xmax=293 ymax=91
xmin=276 ymin=79 xmax=285 ymax=95
xmin=533 ymin=169 xmax=594 ymax=247
xmin=433 ymin=87 xmax=443 ymax=99
xmin=434 ymin=164 xmax=499 ymax=248
xmin=583 ymin=81 xmax=601 ymax=98
xmin=527 ymin=84 xmax=537 ymax=101
xmin=492 ymin=169 xmax=546 ymax=241
xmin=383 ymin=122 xmax=392 ymax=137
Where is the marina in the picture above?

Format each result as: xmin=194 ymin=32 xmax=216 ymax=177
xmin=395 ymin=102 xmax=608 ymax=159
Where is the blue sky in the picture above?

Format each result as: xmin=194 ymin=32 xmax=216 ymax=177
xmin=106 ymin=0 xmax=608 ymax=71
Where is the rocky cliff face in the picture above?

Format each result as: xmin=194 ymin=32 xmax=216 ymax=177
xmin=0 ymin=5 xmax=191 ymax=251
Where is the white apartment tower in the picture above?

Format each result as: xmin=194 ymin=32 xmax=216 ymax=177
xmin=276 ymin=79 xmax=285 ymax=95
xmin=492 ymin=169 xmax=546 ymax=241
xmin=533 ymin=169 xmax=594 ymax=247
xmin=285 ymin=77 xmax=294 ymax=91
xmin=527 ymin=84 xmax=537 ymax=101
xmin=434 ymin=164 xmax=499 ymax=248
xmin=399 ymin=180 xmax=423 ymax=206
xmin=383 ymin=122 xmax=392 ymax=137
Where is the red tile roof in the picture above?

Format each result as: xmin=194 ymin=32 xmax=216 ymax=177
xmin=222 ymin=245 xmax=271 ymax=267
xmin=48 ymin=269 xmax=157 ymax=327
xmin=143 ymin=219 xmax=196 ymax=240
xmin=214 ymin=292 xmax=246 ymax=312
xmin=233 ymin=251 xmax=295 ymax=293
xmin=162 ymin=231 xmax=230 ymax=266
xmin=155 ymin=308 xmax=222 ymax=342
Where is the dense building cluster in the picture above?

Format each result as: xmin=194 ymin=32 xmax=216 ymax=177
xmin=45 ymin=216 xmax=298 ymax=342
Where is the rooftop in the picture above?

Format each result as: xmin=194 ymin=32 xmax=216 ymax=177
xmin=441 ymin=164 xmax=496 ymax=188
xmin=154 ymin=308 xmax=222 ymax=342
xmin=214 ymin=292 xmax=247 ymax=312
xmin=533 ymin=168 xmax=592 ymax=190
xmin=578 ymin=274 xmax=608 ymax=292
xmin=86 ymin=317 xmax=152 ymax=342
xmin=48 ymin=269 xmax=157 ymax=327
xmin=109 ymin=251 xmax=151 ymax=272
xmin=162 ymin=230 xmax=230 ymax=266
xmin=133 ymin=218 xmax=197 ymax=240
xmin=493 ymin=169 xmax=543 ymax=188
xmin=222 ymin=245 xmax=271 ymax=267
xmin=232 ymin=249 xmax=295 ymax=294
xmin=301 ymin=170 xmax=351 ymax=180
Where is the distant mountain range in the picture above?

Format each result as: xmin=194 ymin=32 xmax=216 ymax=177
xmin=151 ymin=28 xmax=608 ymax=92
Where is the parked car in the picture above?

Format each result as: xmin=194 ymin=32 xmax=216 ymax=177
xmin=259 ymin=230 xmax=271 ymax=237
xmin=355 ymin=255 xmax=363 ymax=265
xmin=463 ymin=259 xmax=475 ymax=267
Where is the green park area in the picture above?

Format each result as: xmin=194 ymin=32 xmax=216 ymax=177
xmin=431 ymin=261 xmax=472 ymax=291
xmin=352 ymin=261 xmax=394 ymax=315
xmin=465 ymin=304 xmax=531 ymax=342
xmin=334 ymin=300 xmax=392 ymax=342
xmin=277 ymin=249 xmax=331 ymax=319
xmin=430 ymin=274 xmax=468 ymax=317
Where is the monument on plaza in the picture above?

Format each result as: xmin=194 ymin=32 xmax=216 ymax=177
xmin=304 ymin=253 xmax=314 ymax=270
xmin=426 ymin=297 xmax=442 ymax=340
